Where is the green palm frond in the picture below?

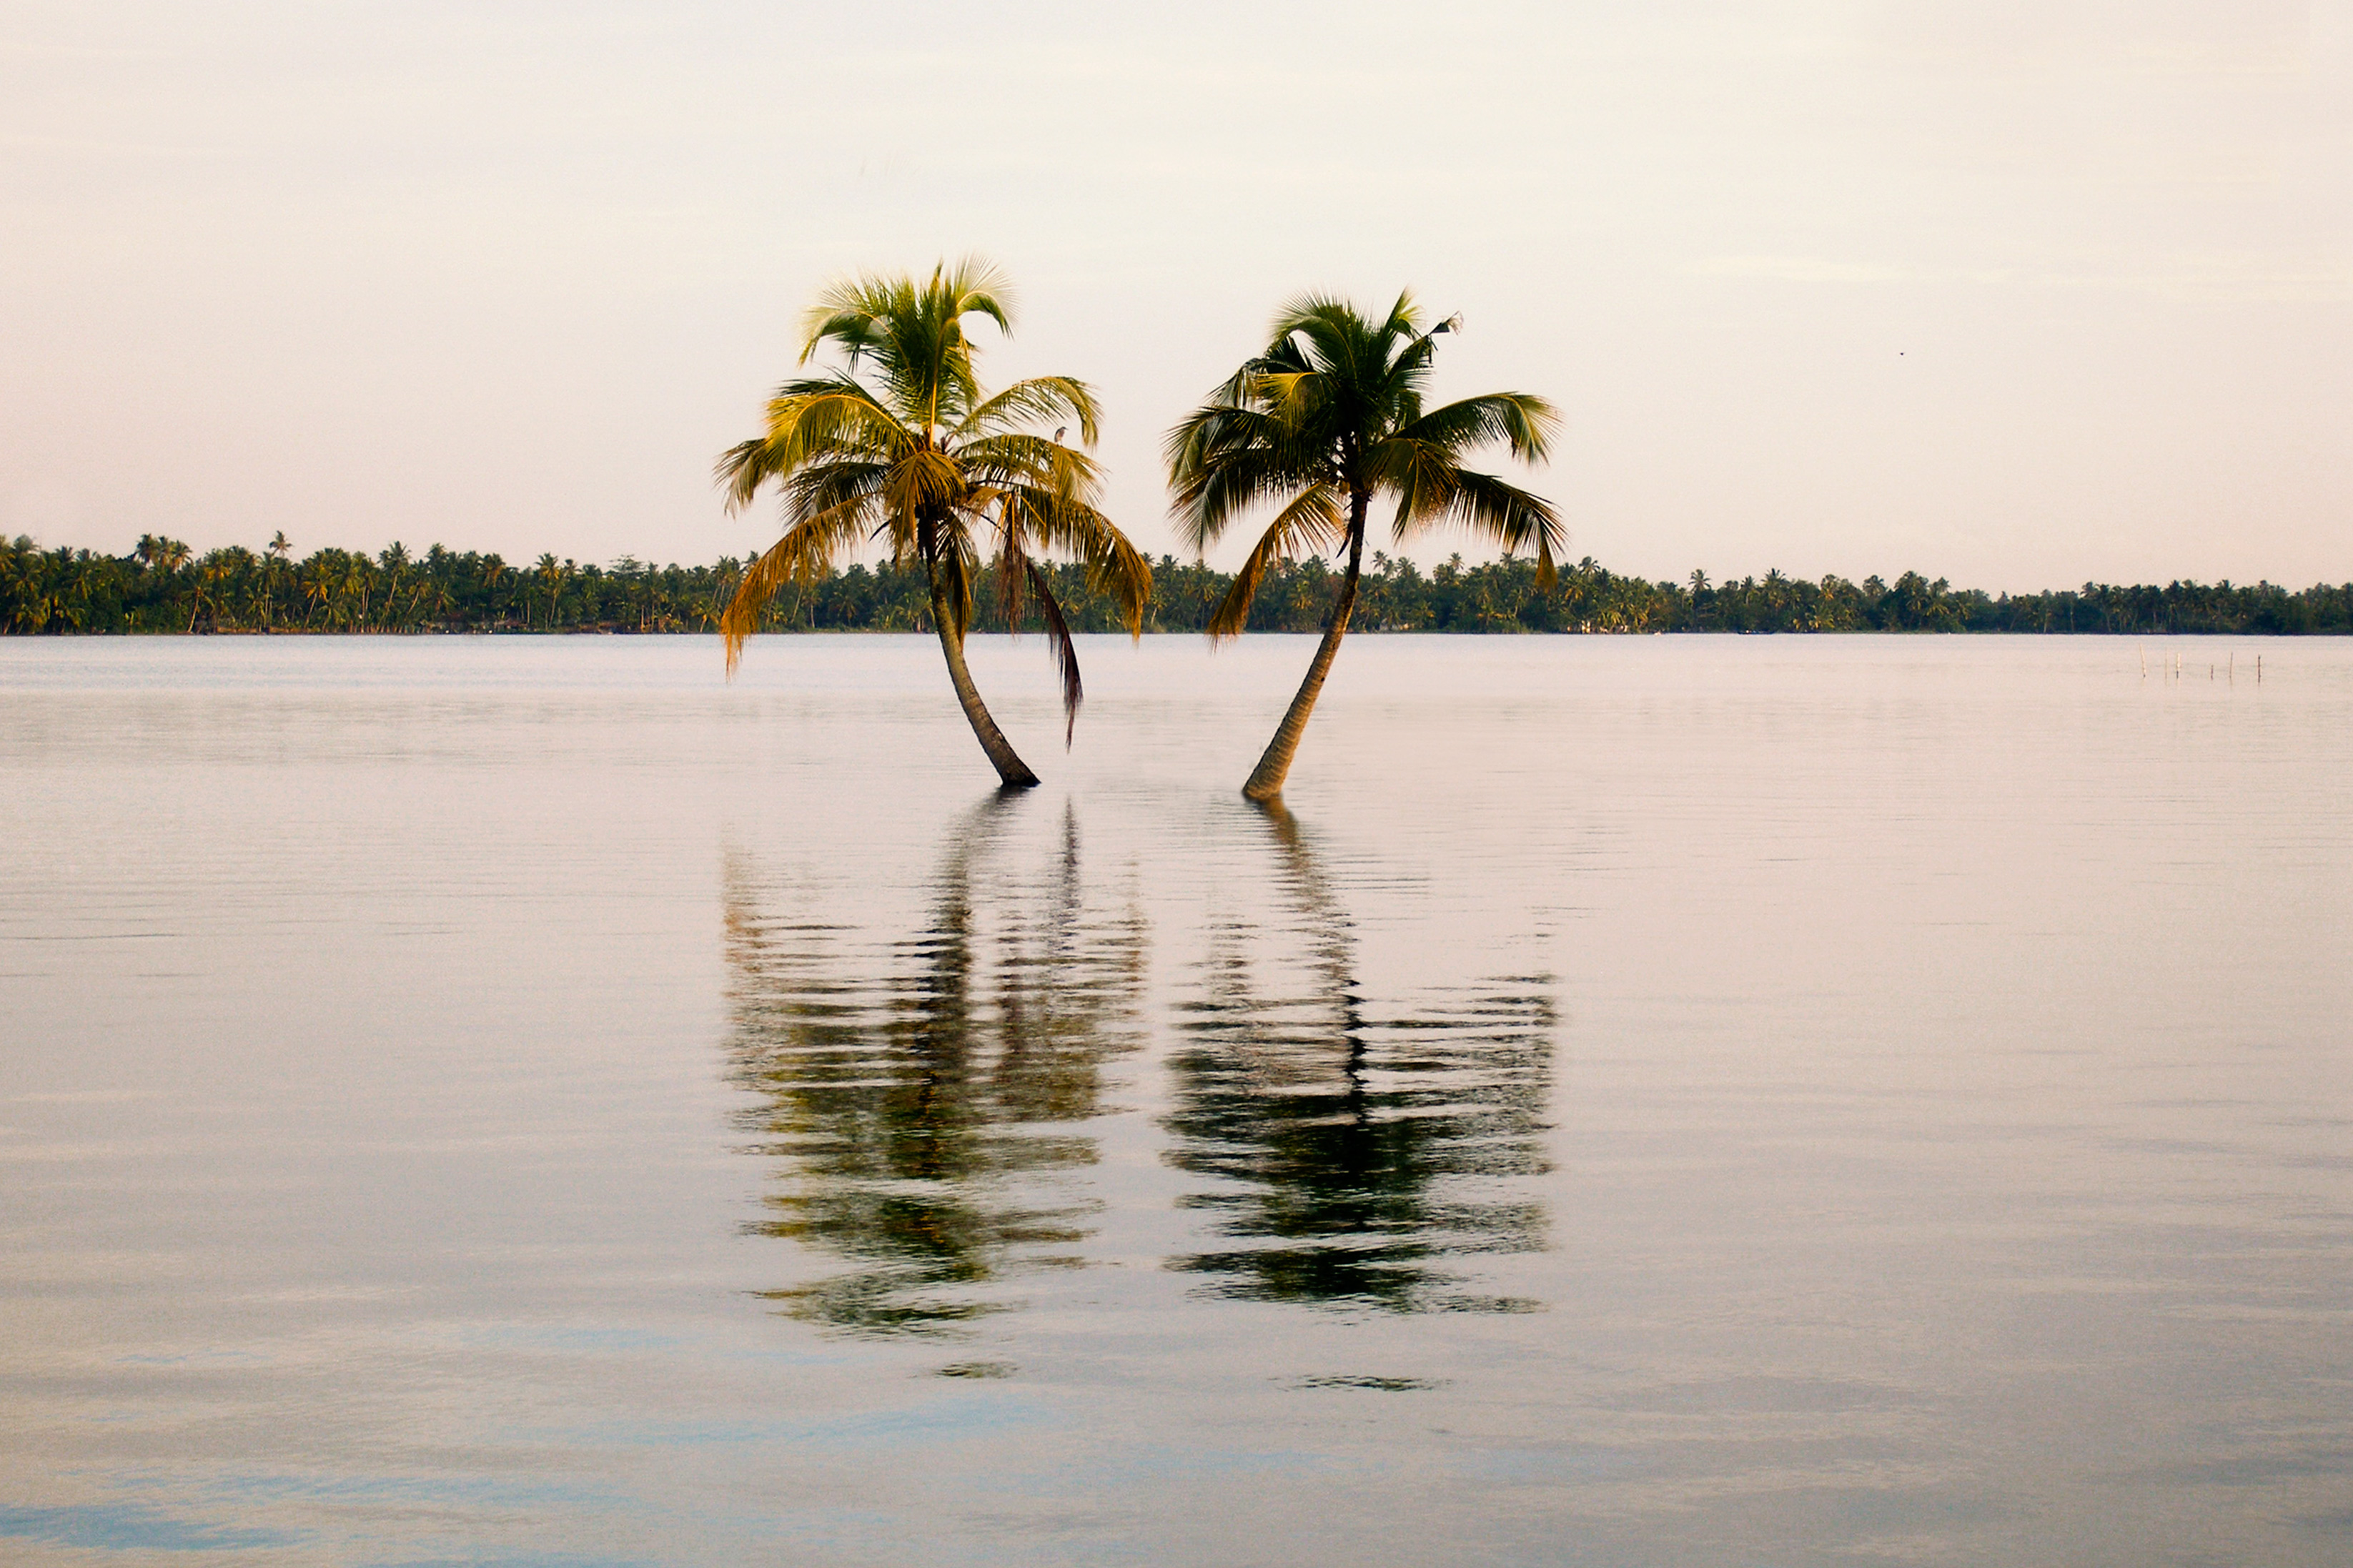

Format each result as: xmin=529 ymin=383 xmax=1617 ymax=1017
xmin=798 ymin=257 xmax=1013 ymax=431
xmin=1165 ymin=290 xmax=1560 ymax=608
xmin=713 ymin=438 xmax=772 ymax=512
xmin=1251 ymin=369 xmax=1328 ymax=429
xmin=1391 ymin=392 xmax=1557 ymax=464
xmin=957 ymin=435 xmax=1103 ymax=497
xmin=957 ymin=376 xmax=1100 ymax=445
xmin=1205 ymin=485 xmax=1343 ymax=640
xmin=1167 ymin=406 xmax=1329 ymax=552
xmin=1402 ymin=467 xmax=1563 ymax=590
xmin=779 ymin=457 xmax=891 ymax=520
xmin=715 ymin=379 xmax=908 ymax=511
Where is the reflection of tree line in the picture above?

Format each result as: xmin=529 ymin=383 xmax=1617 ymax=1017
xmin=722 ymin=798 xmax=1554 ymax=1334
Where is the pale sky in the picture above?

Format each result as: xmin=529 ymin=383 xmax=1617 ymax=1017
xmin=4 ymin=1 xmax=2347 ymax=589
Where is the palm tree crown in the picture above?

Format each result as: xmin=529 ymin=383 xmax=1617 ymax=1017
xmin=717 ymin=259 xmax=1151 ymax=783
xmin=1167 ymin=290 xmax=1561 ymax=638
xmin=1165 ymin=291 xmax=1561 ymax=798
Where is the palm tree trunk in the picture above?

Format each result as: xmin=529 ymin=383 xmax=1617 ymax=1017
xmin=930 ymin=581 xmax=1040 ymax=789
xmin=1242 ymin=517 xmax=1364 ymax=802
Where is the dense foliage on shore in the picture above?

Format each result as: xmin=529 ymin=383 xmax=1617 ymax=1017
xmin=4 ymin=533 xmax=2348 ymax=635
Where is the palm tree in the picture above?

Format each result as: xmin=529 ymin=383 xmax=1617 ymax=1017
xmin=1166 ymin=292 xmax=1561 ymax=800
xmin=1 ymin=546 xmax=64 ymax=632
xmin=479 ymin=557 xmax=512 ymax=626
xmin=300 ymin=557 xmax=335 ymax=627
xmin=533 ymin=554 xmax=563 ymax=630
xmin=716 ymin=258 xmax=1150 ymax=788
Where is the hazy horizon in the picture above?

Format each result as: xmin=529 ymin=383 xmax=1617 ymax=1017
xmin=5 ymin=1 xmax=2347 ymax=592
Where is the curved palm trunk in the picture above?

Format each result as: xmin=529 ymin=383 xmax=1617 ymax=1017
xmin=1242 ymin=515 xmax=1365 ymax=802
xmin=931 ymin=581 xmax=1041 ymax=789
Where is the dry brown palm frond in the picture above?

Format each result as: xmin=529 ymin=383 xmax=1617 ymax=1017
xmin=1025 ymin=559 xmax=1083 ymax=748
xmin=997 ymin=520 xmax=1028 ymax=641
xmin=720 ymin=496 xmax=873 ymax=673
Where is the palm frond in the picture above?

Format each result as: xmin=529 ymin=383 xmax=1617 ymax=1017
xmin=716 ymin=381 xmax=910 ymax=512
xmin=1250 ymin=369 xmax=1329 ymax=431
xmin=957 ymin=377 xmax=1100 ymax=445
xmin=780 ymin=457 xmax=891 ymax=519
xmin=1205 ymin=485 xmax=1342 ymax=640
xmin=1391 ymin=392 xmax=1557 ymax=463
xmin=1166 ymin=405 xmax=1327 ymax=551
xmin=1389 ymin=466 xmax=1565 ymax=590
xmin=768 ymin=381 xmax=908 ymax=449
xmin=935 ymin=254 xmax=1016 ymax=337
xmin=1024 ymin=559 xmax=1084 ymax=747
xmin=1004 ymin=490 xmax=1152 ymax=635
xmin=796 ymin=259 xmax=1014 ymax=433
xmin=996 ymin=515 xmax=1029 ymax=633
xmin=713 ymin=438 xmax=773 ymax=513
xmin=883 ymin=450 xmax=968 ymax=520
xmin=720 ymin=497 xmax=873 ymax=673
xmin=956 ymin=433 xmax=1102 ymax=497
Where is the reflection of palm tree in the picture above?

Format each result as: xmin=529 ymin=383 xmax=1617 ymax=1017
xmin=1164 ymin=801 xmax=1553 ymax=1312
xmin=723 ymin=796 xmax=1144 ymax=1334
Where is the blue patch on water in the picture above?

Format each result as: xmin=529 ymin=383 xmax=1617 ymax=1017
xmin=191 ymin=1472 xmax=622 ymax=1510
xmin=372 ymin=1556 xmax=655 ymax=1568
xmin=112 ymin=1467 xmax=627 ymax=1516
xmin=458 ymin=1325 xmax=684 ymax=1353
xmin=1457 ymin=1447 xmax=1643 ymax=1483
xmin=713 ymin=1344 xmax=860 ymax=1367
xmin=0 ymin=1502 xmax=299 ymax=1552
xmin=503 ymin=1390 xmax=1059 ymax=1452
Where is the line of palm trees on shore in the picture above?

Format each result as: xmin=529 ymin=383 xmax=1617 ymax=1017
xmin=9 ymin=261 xmax=2351 ymax=794
xmin=0 ymin=534 xmax=721 ymax=637
xmin=10 ymin=536 xmax=2324 ymax=645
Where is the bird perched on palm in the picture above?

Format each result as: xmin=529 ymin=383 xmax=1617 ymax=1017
xmin=718 ymin=259 xmax=1151 ymax=788
xmin=1166 ymin=292 xmax=1562 ymax=800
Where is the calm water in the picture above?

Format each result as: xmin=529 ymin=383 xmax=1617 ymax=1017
xmin=2 ymin=633 xmax=2347 ymax=1567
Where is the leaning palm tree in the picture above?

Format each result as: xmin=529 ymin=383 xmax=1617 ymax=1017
xmin=1166 ymin=292 xmax=1562 ymax=800
xmin=717 ymin=259 xmax=1151 ymax=788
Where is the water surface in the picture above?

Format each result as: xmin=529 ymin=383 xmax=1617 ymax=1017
xmin=3 ymin=633 xmax=2347 ymax=1565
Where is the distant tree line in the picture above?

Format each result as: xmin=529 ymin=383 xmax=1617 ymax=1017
xmin=4 ymin=532 xmax=2348 ymax=635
